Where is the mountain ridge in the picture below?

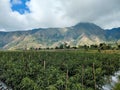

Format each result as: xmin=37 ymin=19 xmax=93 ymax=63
xmin=0 ymin=22 xmax=120 ymax=50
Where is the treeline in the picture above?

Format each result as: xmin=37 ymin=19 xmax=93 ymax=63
xmin=0 ymin=51 xmax=120 ymax=90
xmin=55 ymin=43 xmax=120 ymax=50
xmin=28 ymin=42 xmax=120 ymax=51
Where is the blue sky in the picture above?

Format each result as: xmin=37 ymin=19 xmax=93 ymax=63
xmin=0 ymin=0 xmax=120 ymax=31
xmin=10 ymin=0 xmax=30 ymax=14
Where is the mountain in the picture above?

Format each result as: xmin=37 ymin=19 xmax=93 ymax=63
xmin=105 ymin=27 xmax=120 ymax=41
xmin=0 ymin=22 xmax=120 ymax=50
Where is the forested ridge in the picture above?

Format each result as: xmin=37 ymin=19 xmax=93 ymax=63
xmin=0 ymin=50 xmax=120 ymax=90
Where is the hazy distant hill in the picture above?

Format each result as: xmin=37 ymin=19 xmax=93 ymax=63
xmin=0 ymin=22 xmax=120 ymax=50
xmin=105 ymin=27 xmax=120 ymax=41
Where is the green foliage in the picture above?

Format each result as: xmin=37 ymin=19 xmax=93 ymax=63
xmin=20 ymin=77 xmax=39 ymax=90
xmin=113 ymin=82 xmax=120 ymax=90
xmin=0 ymin=50 xmax=120 ymax=90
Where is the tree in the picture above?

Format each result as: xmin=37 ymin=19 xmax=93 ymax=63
xmin=117 ymin=45 xmax=120 ymax=49
xmin=83 ymin=45 xmax=89 ymax=51
xmin=46 ymin=85 xmax=57 ymax=90
xmin=90 ymin=45 xmax=98 ymax=49
xmin=20 ymin=77 xmax=39 ymax=90
xmin=99 ymin=43 xmax=106 ymax=50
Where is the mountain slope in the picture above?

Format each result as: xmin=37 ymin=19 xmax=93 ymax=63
xmin=0 ymin=22 xmax=120 ymax=50
xmin=105 ymin=27 xmax=120 ymax=41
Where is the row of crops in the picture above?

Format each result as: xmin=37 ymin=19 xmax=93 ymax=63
xmin=0 ymin=50 xmax=120 ymax=90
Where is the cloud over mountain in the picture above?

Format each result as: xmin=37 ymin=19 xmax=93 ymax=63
xmin=0 ymin=0 xmax=120 ymax=31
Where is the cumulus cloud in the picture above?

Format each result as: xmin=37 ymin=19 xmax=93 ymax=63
xmin=0 ymin=0 xmax=120 ymax=31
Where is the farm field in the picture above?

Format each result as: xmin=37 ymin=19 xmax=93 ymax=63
xmin=0 ymin=50 xmax=120 ymax=90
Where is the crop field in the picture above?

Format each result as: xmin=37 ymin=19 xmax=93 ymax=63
xmin=0 ymin=50 xmax=120 ymax=90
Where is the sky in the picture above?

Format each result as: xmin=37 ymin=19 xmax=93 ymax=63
xmin=0 ymin=0 xmax=120 ymax=31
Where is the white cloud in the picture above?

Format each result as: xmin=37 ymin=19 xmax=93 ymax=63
xmin=0 ymin=0 xmax=120 ymax=31
xmin=0 ymin=28 xmax=7 ymax=31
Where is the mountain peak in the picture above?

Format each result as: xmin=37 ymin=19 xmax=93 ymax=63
xmin=73 ymin=22 xmax=103 ymax=30
xmin=74 ymin=22 xmax=97 ymax=27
